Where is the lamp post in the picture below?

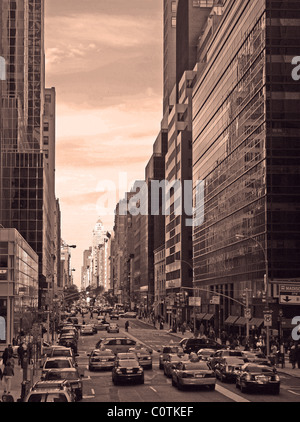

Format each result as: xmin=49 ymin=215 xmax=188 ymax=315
xmin=236 ymin=233 xmax=270 ymax=356
xmin=175 ymin=258 xmax=196 ymax=333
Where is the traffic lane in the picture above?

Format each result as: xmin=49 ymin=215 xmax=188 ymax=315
xmin=213 ymin=374 xmax=300 ymax=402
xmin=81 ymin=361 xmax=232 ymax=403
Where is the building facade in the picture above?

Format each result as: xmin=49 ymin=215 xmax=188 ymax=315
xmin=192 ymin=0 xmax=300 ymax=337
xmin=0 ymin=228 xmax=39 ymax=352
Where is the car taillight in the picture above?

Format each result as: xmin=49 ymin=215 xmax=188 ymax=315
xmin=273 ymin=375 xmax=280 ymax=382
xmin=137 ymin=369 xmax=143 ymax=374
xmin=244 ymin=374 xmax=252 ymax=381
xmin=226 ymin=366 xmax=233 ymax=372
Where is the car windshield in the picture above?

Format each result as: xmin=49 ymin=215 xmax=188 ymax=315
xmin=46 ymin=371 xmax=78 ymax=380
xmin=224 ymin=358 xmax=244 ymax=365
xmin=224 ymin=351 xmax=243 ymax=356
xmin=52 ymin=350 xmax=71 ymax=357
xmin=28 ymin=393 xmax=69 ymax=402
xmin=163 ymin=347 xmax=179 ymax=353
xmin=182 ymin=362 xmax=210 ymax=370
xmin=119 ymin=360 xmax=139 ymax=367
xmin=92 ymin=350 xmax=114 ymax=357
xmin=247 ymin=365 xmax=273 ymax=373
xmin=45 ymin=360 xmax=71 ymax=369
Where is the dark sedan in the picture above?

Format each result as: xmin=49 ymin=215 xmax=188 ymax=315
xmin=236 ymin=363 xmax=280 ymax=394
xmin=112 ymin=359 xmax=144 ymax=385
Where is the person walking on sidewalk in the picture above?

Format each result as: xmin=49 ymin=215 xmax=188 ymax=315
xmin=2 ymin=361 xmax=14 ymax=394
xmin=289 ymin=343 xmax=297 ymax=369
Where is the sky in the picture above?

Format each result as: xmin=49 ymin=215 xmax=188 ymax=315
xmin=44 ymin=0 xmax=163 ymax=288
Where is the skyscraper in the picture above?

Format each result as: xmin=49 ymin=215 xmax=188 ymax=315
xmin=0 ymin=0 xmax=59 ymax=307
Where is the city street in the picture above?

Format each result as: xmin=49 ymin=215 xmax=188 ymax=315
xmin=72 ymin=316 xmax=300 ymax=403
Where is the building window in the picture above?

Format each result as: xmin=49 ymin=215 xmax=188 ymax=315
xmin=171 ymin=1 xmax=177 ymax=13
xmin=43 ymin=136 xmax=49 ymax=145
xmin=45 ymin=94 xmax=51 ymax=103
xmin=171 ymin=17 xmax=176 ymax=27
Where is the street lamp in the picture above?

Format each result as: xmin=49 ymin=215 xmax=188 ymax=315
xmin=175 ymin=258 xmax=196 ymax=333
xmin=235 ymin=233 xmax=270 ymax=356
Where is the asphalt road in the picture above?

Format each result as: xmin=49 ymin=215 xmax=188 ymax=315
xmin=74 ymin=315 xmax=300 ymax=403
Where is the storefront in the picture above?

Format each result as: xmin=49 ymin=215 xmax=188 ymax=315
xmin=0 ymin=229 xmax=39 ymax=352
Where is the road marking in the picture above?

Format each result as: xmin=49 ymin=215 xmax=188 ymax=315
xmin=91 ymin=389 xmax=95 ymax=395
xmin=215 ymin=384 xmax=250 ymax=402
xmin=150 ymin=387 xmax=157 ymax=393
xmin=288 ymin=390 xmax=300 ymax=396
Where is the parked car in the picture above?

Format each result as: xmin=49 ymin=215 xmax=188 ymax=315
xmin=59 ymin=327 xmax=78 ymax=340
xmin=49 ymin=346 xmax=78 ymax=366
xmin=214 ymin=357 xmax=246 ymax=382
xmin=107 ymin=323 xmax=119 ymax=333
xmin=236 ymin=363 xmax=280 ymax=394
xmin=171 ymin=360 xmax=216 ymax=391
xmin=101 ymin=337 xmax=136 ymax=355
xmin=158 ymin=346 xmax=184 ymax=370
xmin=41 ymin=357 xmax=75 ymax=380
xmin=24 ymin=380 xmax=75 ymax=402
xmin=110 ymin=312 xmax=119 ymax=320
xmin=182 ymin=338 xmax=223 ymax=354
xmin=80 ymin=324 xmax=95 ymax=336
xmin=44 ymin=368 xmax=83 ymax=401
xmin=129 ymin=347 xmax=153 ymax=370
xmin=58 ymin=335 xmax=78 ymax=354
xmin=112 ymin=359 xmax=144 ymax=385
xmin=88 ymin=349 xmax=116 ymax=371
xmin=210 ymin=349 xmax=245 ymax=370
xmin=163 ymin=353 xmax=190 ymax=378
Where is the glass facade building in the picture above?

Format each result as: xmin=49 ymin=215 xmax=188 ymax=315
xmin=192 ymin=0 xmax=300 ymax=332
xmin=0 ymin=228 xmax=38 ymax=351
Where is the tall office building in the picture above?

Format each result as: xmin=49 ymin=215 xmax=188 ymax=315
xmin=192 ymin=0 xmax=300 ymax=336
xmin=164 ymin=0 xmax=213 ymax=325
xmin=0 ymin=0 xmax=59 ymax=308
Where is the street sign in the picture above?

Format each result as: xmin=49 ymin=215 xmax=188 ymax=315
xmin=279 ymin=283 xmax=300 ymax=305
xmin=264 ymin=313 xmax=272 ymax=327
xmin=244 ymin=308 xmax=251 ymax=319
xmin=210 ymin=296 xmax=220 ymax=305
xmin=189 ymin=297 xmax=201 ymax=307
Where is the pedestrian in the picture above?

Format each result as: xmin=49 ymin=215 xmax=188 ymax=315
xmin=125 ymin=321 xmax=129 ymax=332
xmin=296 ymin=343 xmax=300 ymax=369
xmin=181 ymin=322 xmax=186 ymax=335
xmin=2 ymin=362 xmax=14 ymax=394
xmin=289 ymin=344 xmax=297 ymax=369
xmin=2 ymin=345 xmax=12 ymax=367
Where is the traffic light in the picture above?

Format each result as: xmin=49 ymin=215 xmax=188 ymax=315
xmin=262 ymin=290 xmax=266 ymax=302
xmin=242 ymin=293 xmax=247 ymax=306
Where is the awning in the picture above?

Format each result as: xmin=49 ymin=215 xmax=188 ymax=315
xmin=224 ymin=316 xmax=239 ymax=325
xmin=196 ymin=313 xmax=207 ymax=320
xmin=234 ymin=317 xmax=248 ymax=326
xmin=203 ymin=313 xmax=214 ymax=321
xmin=249 ymin=318 xmax=264 ymax=327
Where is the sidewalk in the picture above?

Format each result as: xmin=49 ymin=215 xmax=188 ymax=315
xmin=1 ymin=364 xmax=42 ymax=402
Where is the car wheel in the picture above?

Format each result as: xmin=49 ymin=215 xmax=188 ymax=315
xmin=89 ymin=366 xmax=93 ymax=372
xmin=240 ymin=383 xmax=248 ymax=394
xmin=272 ymin=387 xmax=280 ymax=395
xmin=177 ymin=380 xmax=184 ymax=391
xmin=172 ymin=377 xmax=176 ymax=387
xmin=236 ymin=381 xmax=240 ymax=389
xmin=209 ymin=384 xmax=215 ymax=391
xmin=159 ymin=363 xmax=163 ymax=370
